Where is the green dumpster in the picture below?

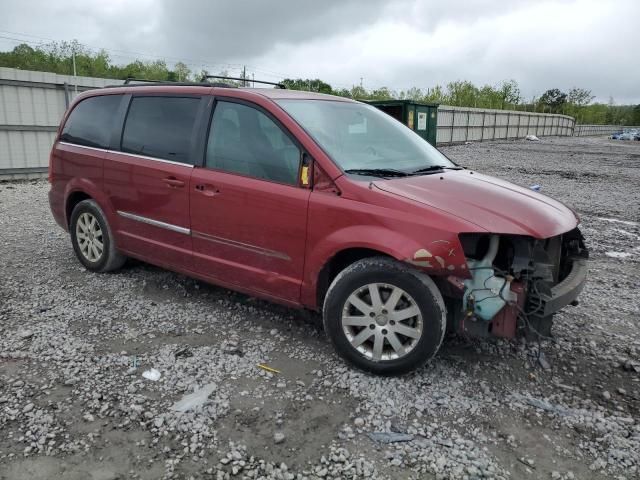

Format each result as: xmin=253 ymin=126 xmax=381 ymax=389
xmin=367 ymin=100 xmax=439 ymax=147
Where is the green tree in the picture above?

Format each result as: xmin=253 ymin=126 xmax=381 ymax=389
xmin=446 ymin=81 xmax=478 ymax=107
xmin=423 ymin=85 xmax=447 ymax=104
xmin=539 ymin=88 xmax=567 ymax=113
xmin=2 ymin=42 xmax=638 ymax=125
xmin=173 ymin=62 xmax=191 ymax=82
xmin=369 ymin=87 xmax=394 ymax=100
xmin=398 ymin=87 xmax=424 ymax=101
xmin=567 ymin=87 xmax=594 ymax=106
xmin=498 ymin=79 xmax=521 ymax=109
xmin=281 ymin=78 xmax=333 ymax=93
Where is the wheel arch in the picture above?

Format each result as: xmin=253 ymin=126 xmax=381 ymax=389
xmin=63 ymin=178 xmax=116 ymax=229
xmin=315 ymin=247 xmax=395 ymax=311
xmin=65 ymin=191 xmax=92 ymax=228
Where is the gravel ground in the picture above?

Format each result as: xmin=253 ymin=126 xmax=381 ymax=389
xmin=0 ymin=136 xmax=639 ymax=480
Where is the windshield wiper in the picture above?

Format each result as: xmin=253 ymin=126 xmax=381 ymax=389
xmin=411 ymin=165 xmax=463 ymax=174
xmin=344 ymin=168 xmax=411 ymax=178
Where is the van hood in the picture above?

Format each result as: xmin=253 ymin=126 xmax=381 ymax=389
xmin=373 ymin=170 xmax=579 ymax=238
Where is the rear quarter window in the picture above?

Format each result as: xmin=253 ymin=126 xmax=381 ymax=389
xmin=121 ymin=96 xmax=200 ymax=164
xmin=60 ymin=95 xmax=122 ymax=148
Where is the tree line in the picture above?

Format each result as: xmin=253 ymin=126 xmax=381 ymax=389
xmin=1 ymin=41 xmax=638 ymax=125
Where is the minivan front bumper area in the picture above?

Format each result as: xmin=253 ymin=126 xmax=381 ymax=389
xmin=452 ymin=228 xmax=588 ymax=339
xmin=537 ymin=257 xmax=588 ymax=316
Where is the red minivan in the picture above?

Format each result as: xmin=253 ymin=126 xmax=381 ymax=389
xmin=48 ymin=81 xmax=588 ymax=375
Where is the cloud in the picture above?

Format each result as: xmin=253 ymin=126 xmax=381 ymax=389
xmin=0 ymin=0 xmax=638 ymax=103
xmin=244 ymin=0 xmax=640 ymax=103
xmin=153 ymin=0 xmax=392 ymax=61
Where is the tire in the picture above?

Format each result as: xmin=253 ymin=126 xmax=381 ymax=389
xmin=323 ymin=257 xmax=446 ymax=376
xmin=69 ymin=199 xmax=126 ymax=272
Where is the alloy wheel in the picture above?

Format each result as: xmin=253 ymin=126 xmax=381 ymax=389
xmin=341 ymin=283 xmax=423 ymax=362
xmin=75 ymin=212 xmax=104 ymax=262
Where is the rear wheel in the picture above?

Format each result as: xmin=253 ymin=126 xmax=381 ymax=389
xmin=323 ymin=257 xmax=446 ymax=375
xmin=70 ymin=199 xmax=125 ymax=272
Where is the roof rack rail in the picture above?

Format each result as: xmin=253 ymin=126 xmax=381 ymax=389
xmin=104 ymin=78 xmax=234 ymax=89
xmin=123 ymin=77 xmax=164 ymax=84
xmin=200 ymin=75 xmax=285 ymax=89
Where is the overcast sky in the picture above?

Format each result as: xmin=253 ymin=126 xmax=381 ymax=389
xmin=1 ymin=0 xmax=638 ymax=103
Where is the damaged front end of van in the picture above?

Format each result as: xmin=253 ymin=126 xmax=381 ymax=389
xmin=444 ymin=228 xmax=589 ymax=339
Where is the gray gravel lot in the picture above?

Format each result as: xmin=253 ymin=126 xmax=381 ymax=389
xmin=1 ymin=136 xmax=639 ymax=480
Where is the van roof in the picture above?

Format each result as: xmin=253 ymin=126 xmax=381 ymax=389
xmin=91 ymin=84 xmax=356 ymax=103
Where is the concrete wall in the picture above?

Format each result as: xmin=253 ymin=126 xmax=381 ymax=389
xmin=436 ymin=106 xmax=574 ymax=144
xmin=1 ymin=67 xmax=630 ymax=180
xmin=0 ymin=67 xmax=122 ymax=179
xmin=573 ymin=124 xmax=639 ymax=136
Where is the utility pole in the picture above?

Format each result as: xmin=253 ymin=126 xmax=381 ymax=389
xmin=72 ymin=45 xmax=78 ymax=94
xmin=360 ymin=77 xmax=363 ymax=89
xmin=242 ymin=66 xmax=246 ymax=87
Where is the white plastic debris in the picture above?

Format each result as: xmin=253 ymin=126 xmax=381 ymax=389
xmin=142 ymin=368 xmax=161 ymax=381
xmin=171 ymin=383 xmax=216 ymax=412
xmin=525 ymin=134 xmax=540 ymax=141
xmin=605 ymin=251 xmax=632 ymax=259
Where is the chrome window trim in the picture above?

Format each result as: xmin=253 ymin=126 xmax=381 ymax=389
xmin=117 ymin=211 xmax=191 ymax=235
xmin=58 ymin=142 xmax=194 ymax=168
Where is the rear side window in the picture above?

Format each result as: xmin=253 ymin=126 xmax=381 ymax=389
xmin=121 ymin=96 xmax=200 ymax=164
xmin=60 ymin=95 xmax=121 ymax=148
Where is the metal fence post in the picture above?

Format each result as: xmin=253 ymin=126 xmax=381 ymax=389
xmin=480 ymin=110 xmax=486 ymax=141
xmin=465 ymin=110 xmax=471 ymax=142
xmin=450 ymin=110 xmax=455 ymax=144
xmin=506 ymin=112 xmax=511 ymax=139
xmin=63 ymin=82 xmax=70 ymax=109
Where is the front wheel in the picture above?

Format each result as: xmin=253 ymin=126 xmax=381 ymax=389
xmin=323 ymin=257 xmax=446 ymax=375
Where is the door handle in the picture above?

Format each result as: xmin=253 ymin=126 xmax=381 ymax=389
xmin=163 ymin=177 xmax=185 ymax=188
xmin=195 ymin=184 xmax=220 ymax=197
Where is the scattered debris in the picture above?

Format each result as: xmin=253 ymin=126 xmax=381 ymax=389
xmin=537 ymin=351 xmax=551 ymax=370
xmin=367 ymin=432 xmax=415 ymax=444
xmin=525 ymin=134 xmax=540 ymax=141
xmin=257 ymin=363 xmax=280 ymax=374
xmin=142 ymin=369 xmax=161 ymax=381
xmin=17 ymin=329 xmax=34 ymax=340
xmin=273 ymin=432 xmax=286 ymax=444
xmin=517 ymin=457 xmax=536 ymax=469
xmin=514 ymin=394 xmax=570 ymax=416
xmin=222 ymin=339 xmax=243 ymax=356
xmin=605 ymin=251 xmax=632 ymax=259
xmin=171 ymin=383 xmax=217 ymax=412
xmin=1 ymin=137 xmax=638 ymax=479
xmin=529 ymin=184 xmax=542 ymax=192
xmin=597 ymin=217 xmax=639 ymax=227
xmin=174 ymin=346 xmax=193 ymax=359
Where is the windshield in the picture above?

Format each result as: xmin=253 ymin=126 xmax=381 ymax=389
xmin=276 ymin=99 xmax=455 ymax=173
